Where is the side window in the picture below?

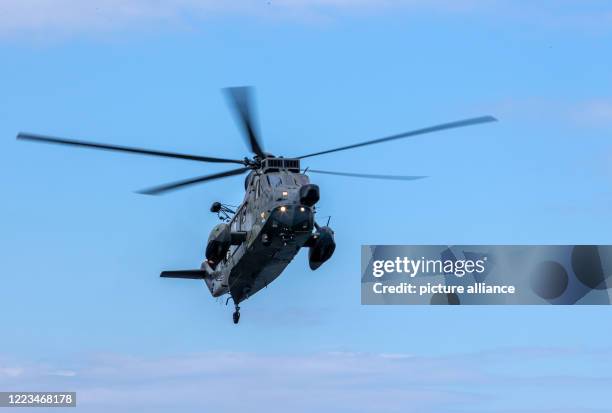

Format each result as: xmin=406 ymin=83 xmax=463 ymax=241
xmin=255 ymin=179 xmax=261 ymax=199
xmin=233 ymin=204 xmax=247 ymax=230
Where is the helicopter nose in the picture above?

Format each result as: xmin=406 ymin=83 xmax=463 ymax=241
xmin=271 ymin=205 xmax=314 ymax=231
xmin=299 ymin=184 xmax=319 ymax=206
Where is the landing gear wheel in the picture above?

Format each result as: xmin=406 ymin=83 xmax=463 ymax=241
xmin=233 ymin=306 xmax=241 ymax=324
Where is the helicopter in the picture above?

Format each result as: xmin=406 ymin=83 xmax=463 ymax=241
xmin=17 ymin=87 xmax=497 ymax=324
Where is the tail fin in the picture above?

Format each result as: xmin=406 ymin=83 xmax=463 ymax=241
xmin=160 ymin=270 xmax=207 ymax=279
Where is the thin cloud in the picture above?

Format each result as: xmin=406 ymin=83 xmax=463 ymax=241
xmin=576 ymin=100 xmax=612 ymax=125
xmin=0 ymin=367 xmax=23 ymax=378
xmin=0 ymin=351 xmax=480 ymax=412
xmin=1 ymin=1 xmax=611 ymax=39
xmin=1 ymin=347 xmax=611 ymax=412
xmin=489 ymin=97 xmax=612 ymax=127
xmin=0 ymin=0 xmax=470 ymax=35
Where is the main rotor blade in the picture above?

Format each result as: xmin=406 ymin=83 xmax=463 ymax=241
xmin=307 ymin=169 xmax=427 ymax=181
xmin=17 ymin=133 xmax=245 ymax=165
xmin=297 ymin=116 xmax=497 ymax=159
xmin=137 ymin=167 xmax=250 ymax=195
xmin=224 ymin=87 xmax=265 ymax=158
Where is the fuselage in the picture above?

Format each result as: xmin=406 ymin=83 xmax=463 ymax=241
xmin=205 ymin=165 xmax=316 ymax=303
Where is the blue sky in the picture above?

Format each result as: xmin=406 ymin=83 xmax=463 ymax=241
xmin=1 ymin=1 xmax=612 ymax=411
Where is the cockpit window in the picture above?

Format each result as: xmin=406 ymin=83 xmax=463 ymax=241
xmin=294 ymin=174 xmax=309 ymax=186
xmin=267 ymin=175 xmax=282 ymax=187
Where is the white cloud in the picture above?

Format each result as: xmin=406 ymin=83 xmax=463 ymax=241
xmin=0 ymin=0 xmax=217 ymax=34
xmin=3 ymin=0 xmax=609 ymax=39
xmin=48 ymin=369 xmax=78 ymax=377
xmin=0 ymin=367 xmax=23 ymax=377
xmin=489 ymin=97 xmax=612 ymax=127
xmin=0 ymin=0 xmax=452 ymax=34
xmin=2 ymin=347 xmax=611 ymax=412
xmin=576 ymin=100 xmax=612 ymax=125
xmin=0 ymin=351 xmax=479 ymax=412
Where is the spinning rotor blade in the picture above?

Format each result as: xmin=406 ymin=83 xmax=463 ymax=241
xmin=137 ymin=167 xmax=250 ymax=195
xmin=17 ymin=133 xmax=246 ymax=165
xmin=307 ymin=169 xmax=427 ymax=181
xmin=297 ymin=116 xmax=497 ymax=159
xmin=224 ymin=87 xmax=265 ymax=158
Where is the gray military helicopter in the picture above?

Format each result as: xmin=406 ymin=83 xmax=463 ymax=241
xmin=17 ymin=87 xmax=496 ymax=323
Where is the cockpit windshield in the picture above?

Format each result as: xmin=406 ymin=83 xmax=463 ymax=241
xmin=267 ymin=175 xmax=283 ymax=187
xmin=293 ymin=174 xmax=309 ymax=186
xmin=266 ymin=173 xmax=308 ymax=187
